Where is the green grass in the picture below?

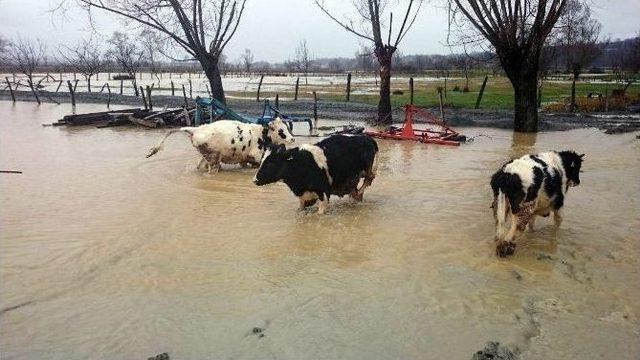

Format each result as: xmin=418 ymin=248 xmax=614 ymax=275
xmin=230 ymin=75 xmax=640 ymax=110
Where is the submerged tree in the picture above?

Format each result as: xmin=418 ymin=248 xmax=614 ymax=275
xmin=450 ymin=0 xmax=567 ymax=132
xmin=60 ymin=38 xmax=105 ymax=92
xmin=315 ymin=0 xmax=423 ymax=124
xmin=5 ymin=37 xmax=47 ymax=101
xmin=58 ymin=0 xmax=247 ymax=104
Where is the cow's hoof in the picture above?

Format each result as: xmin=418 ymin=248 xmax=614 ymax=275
xmin=496 ymin=241 xmax=516 ymax=257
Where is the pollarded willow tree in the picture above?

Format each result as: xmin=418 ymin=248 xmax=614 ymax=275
xmin=450 ymin=0 xmax=567 ymax=132
xmin=60 ymin=0 xmax=246 ymax=104
xmin=315 ymin=0 xmax=423 ymax=124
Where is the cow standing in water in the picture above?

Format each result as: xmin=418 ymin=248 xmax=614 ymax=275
xmin=490 ymin=150 xmax=584 ymax=257
xmin=146 ymin=118 xmax=294 ymax=172
xmin=253 ymin=135 xmax=379 ymax=214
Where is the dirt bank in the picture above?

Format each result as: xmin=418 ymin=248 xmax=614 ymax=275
xmin=2 ymin=90 xmax=639 ymax=133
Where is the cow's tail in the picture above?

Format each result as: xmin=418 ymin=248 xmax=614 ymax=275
xmin=495 ymin=189 xmax=508 ymax=240
xmin=146 ymin=127 xmax=196 ymax=158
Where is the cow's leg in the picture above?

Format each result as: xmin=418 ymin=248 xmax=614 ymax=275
xmin=204 ymin=152 xmax=221 ymax=174
xmin=497 ymin=201 xmax=535 ymax=257
xmin=317 ymin=192 xmax=329 ymax=215
xmin=553 ymin=209 xmax=563 ymax=228
xmin=197 ymin=157 xmax=208 ymax=171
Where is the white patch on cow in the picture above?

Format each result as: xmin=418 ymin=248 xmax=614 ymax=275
xmin=300 ymin=144 xmax=332 ymax=185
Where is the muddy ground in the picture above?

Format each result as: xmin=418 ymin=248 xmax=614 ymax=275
xmin=2 ymin=90 xmax=639 ymax=134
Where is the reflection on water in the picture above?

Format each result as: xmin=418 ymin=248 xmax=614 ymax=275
xmin=1 ymin=101 xmax=639 ymax=360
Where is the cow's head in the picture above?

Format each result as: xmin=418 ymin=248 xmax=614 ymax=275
xmin=253 ymin=144 xmax=296 ymax=185
xmin=264 ymin=117 xmax=295 ymax=146
xmin=559 ymin=151 xmax=585 ymax=187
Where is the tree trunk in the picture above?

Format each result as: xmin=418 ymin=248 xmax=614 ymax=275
xmin=377 ymin=55 xmax=392 ymax=124
xmin=510 ymin=73 xmax=539 ymax=132
xmin=87 ymin=76 xmax=92 ymax=93
xmin=201 ymin=56 xmax=226 ymax=104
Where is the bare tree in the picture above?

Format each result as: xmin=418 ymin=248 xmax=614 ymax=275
xmin=58 ymin=0 xmax=246 ymax=104
xmin=139 ymin=29 xmax=165 ymax=83
xmin=0 ymin=35 xmax=9 ymax=61
xmin=355 ymin=46 xmax=376 ymax=73
xmin=107 ymin=32 xmax=145 ymax=96
xmin=59 ymin=38 xmax=104 ymax=92
xmin=295 ymin=39 xmax=313 ymax=84
xmin=450 ymin=0 xmax=566 ymax=132
xmin=557 ymin=0 xmax=601 ymax=80
xmin=316 ymin=0 xmax=423 ymax=124
xmin=241 ymin=48 xmax=253 ymax=74
xmin=6 ymin=38 xmax=47 ymax=101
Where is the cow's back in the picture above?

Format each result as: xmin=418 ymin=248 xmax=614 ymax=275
xmin=316 ymin=135 xmax=378 ymax=189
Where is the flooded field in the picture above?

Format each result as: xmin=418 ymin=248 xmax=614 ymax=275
xmin=1 ymin=101 xmax=639 ymax=359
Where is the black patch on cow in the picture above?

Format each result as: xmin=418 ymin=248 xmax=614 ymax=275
xmin=278 ymin=129 xmax=287 ymax=140
xmin=260 ymin=127 xmax=273 ymax=149
xmin=242 ymin=145 xmax=246 ymax=151
xmin=257 ymin=138 xmax=264 ymax=150
xmin=526 ymin=167 xmax=544 ymax=202
xmin=490 ymin=169 xmax=525 ymax=213
xmin=530 ymin=155 xmax=547 ymax=168
xmin=232 ymin=147 xmax=236 ymax=153
xmin=231 ymin=138 xmax=235 ymax=144
xmin=545 ymin=168 xmax=564 ymax=209
xmin=239 ymin=137 xmax=244 ymax=142
xmin=248 ymin=139 xmax=252 ymax=147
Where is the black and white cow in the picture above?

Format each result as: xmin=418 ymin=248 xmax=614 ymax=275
xmin=490 ymin=150 xmax=585 ymax=257
xmin=253 ymin=135 xmax=379 ymax=214
xmin=146 ymin=118 xmax=294 ymax=173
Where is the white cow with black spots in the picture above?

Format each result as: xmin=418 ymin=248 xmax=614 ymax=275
xmin=146 ymin=118 xmax=295 ymax=173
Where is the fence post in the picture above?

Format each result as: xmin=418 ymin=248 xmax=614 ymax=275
xmin=275 ymin=94 xmax=279 ymax=109
xmin=140 ymin=86 xmax=148 ymax=110
xmin=146 ymin=85 xmax=153 ymax=110
xmin=106 ymin=83 xmax=111 ymax=108
xmin=444 ymin=78 xmax=448 ymax=98
xmin=438 ymin=88 xmax=445 ymax=124
xmin=67 ymin=80 xmax=76 ymax=107
xmin=256 ymin=74 xmax=264 ymax=102
xmin=120 ymin=80 xmax=123 ymax=95
xmin=182 ymin=84 xmax=188 ymax=107
xmin=28 ymin=79 xmax=41 ymax=105
xmin=346 ymin=73 xmax=352 ymax=101
xmin=313 ymin=91 xmax=318 ymax=129
xmin=189 ymin=79 xmax=193 ymax=99
xmin=5 ymin=77 xmax=15 ymax=102
xmin=409 ymin=77 xmax=414 ymax=104
xmin=294 ymin=77 xmax=300 ymax=101
xmin=604 ymin=83 xmax=609 ymax=112
xmin=570 ymin=78 xmax=576 ymax=112
xmin=171 ymin=81 xmax=175 ymax=96
xmin=475 ymin=75 xmax=488 ymax=109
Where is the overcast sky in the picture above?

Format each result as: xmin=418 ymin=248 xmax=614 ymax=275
xmin=0 ymin=0 xmax=638 ymax=63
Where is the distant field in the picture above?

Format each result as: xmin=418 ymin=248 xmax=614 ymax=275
xmin=2 ymin=71 xmax=638 ymax=110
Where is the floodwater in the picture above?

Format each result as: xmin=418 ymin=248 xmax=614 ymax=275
xmin=1 ymin=101 xmax=639 ymax=360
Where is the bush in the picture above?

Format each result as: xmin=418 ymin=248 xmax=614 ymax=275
xmin=392 ymin=90 xmax=404 ymax=95
xmin=543 ymin=94 xmax=638 ymax=112
xmin=452 ymin=85 xmax=460 ymax=91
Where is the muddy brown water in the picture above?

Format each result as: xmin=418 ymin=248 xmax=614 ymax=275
xmin=1 ymin=101 xmax=639 ymax=360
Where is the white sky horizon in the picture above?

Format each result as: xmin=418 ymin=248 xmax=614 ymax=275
xmin=0 ymin=0 xmax=638 ymax=63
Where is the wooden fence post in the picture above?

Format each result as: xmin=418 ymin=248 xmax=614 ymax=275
xmin=5 ymin=77 xmax=15 ymax=102
xmin=313 ymin=91 xmax=318 ymax=129
xmin=146 ymin=85 xmax=153 ymax=110
xmin=275 ymin=94 xmax=279 ymax=109
xmin=106 ymin=83 xmax=111 ymax=108
xmin=171 ymin=81 xmax=175 ymax=96
xmin=346 ymin=73 xmax=352 ymax=101
xmin=120 ymin=80 xmax=123 ymax=95
xmin=28 ymin=79 xmax=41 ymax=105
xmin=188 ymin=79 xmax=193 ymax=99
xmin=570 ymin=78 xmax=576 ymax=112
xmin=140 ymin=86 xmax=148 ymax=110
xmin=438 ymin=88 xmax=445 ymax=124
xmin=182 ymin=84 xmax=188 ymax=107
xmin=444 ymin=78 xmax=448 ymax=98
xmin=256 ymin=74 xmax=264 ymax=102
xmin=475 ymin=75 xmax=488 ymax=109
xmin=409 ymin=77 xmax=414 ymax=104
xmin=67 ymin=80 xmax=76 ymax=107
xmin=294 ymin=77 xmax=300 ymax=100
